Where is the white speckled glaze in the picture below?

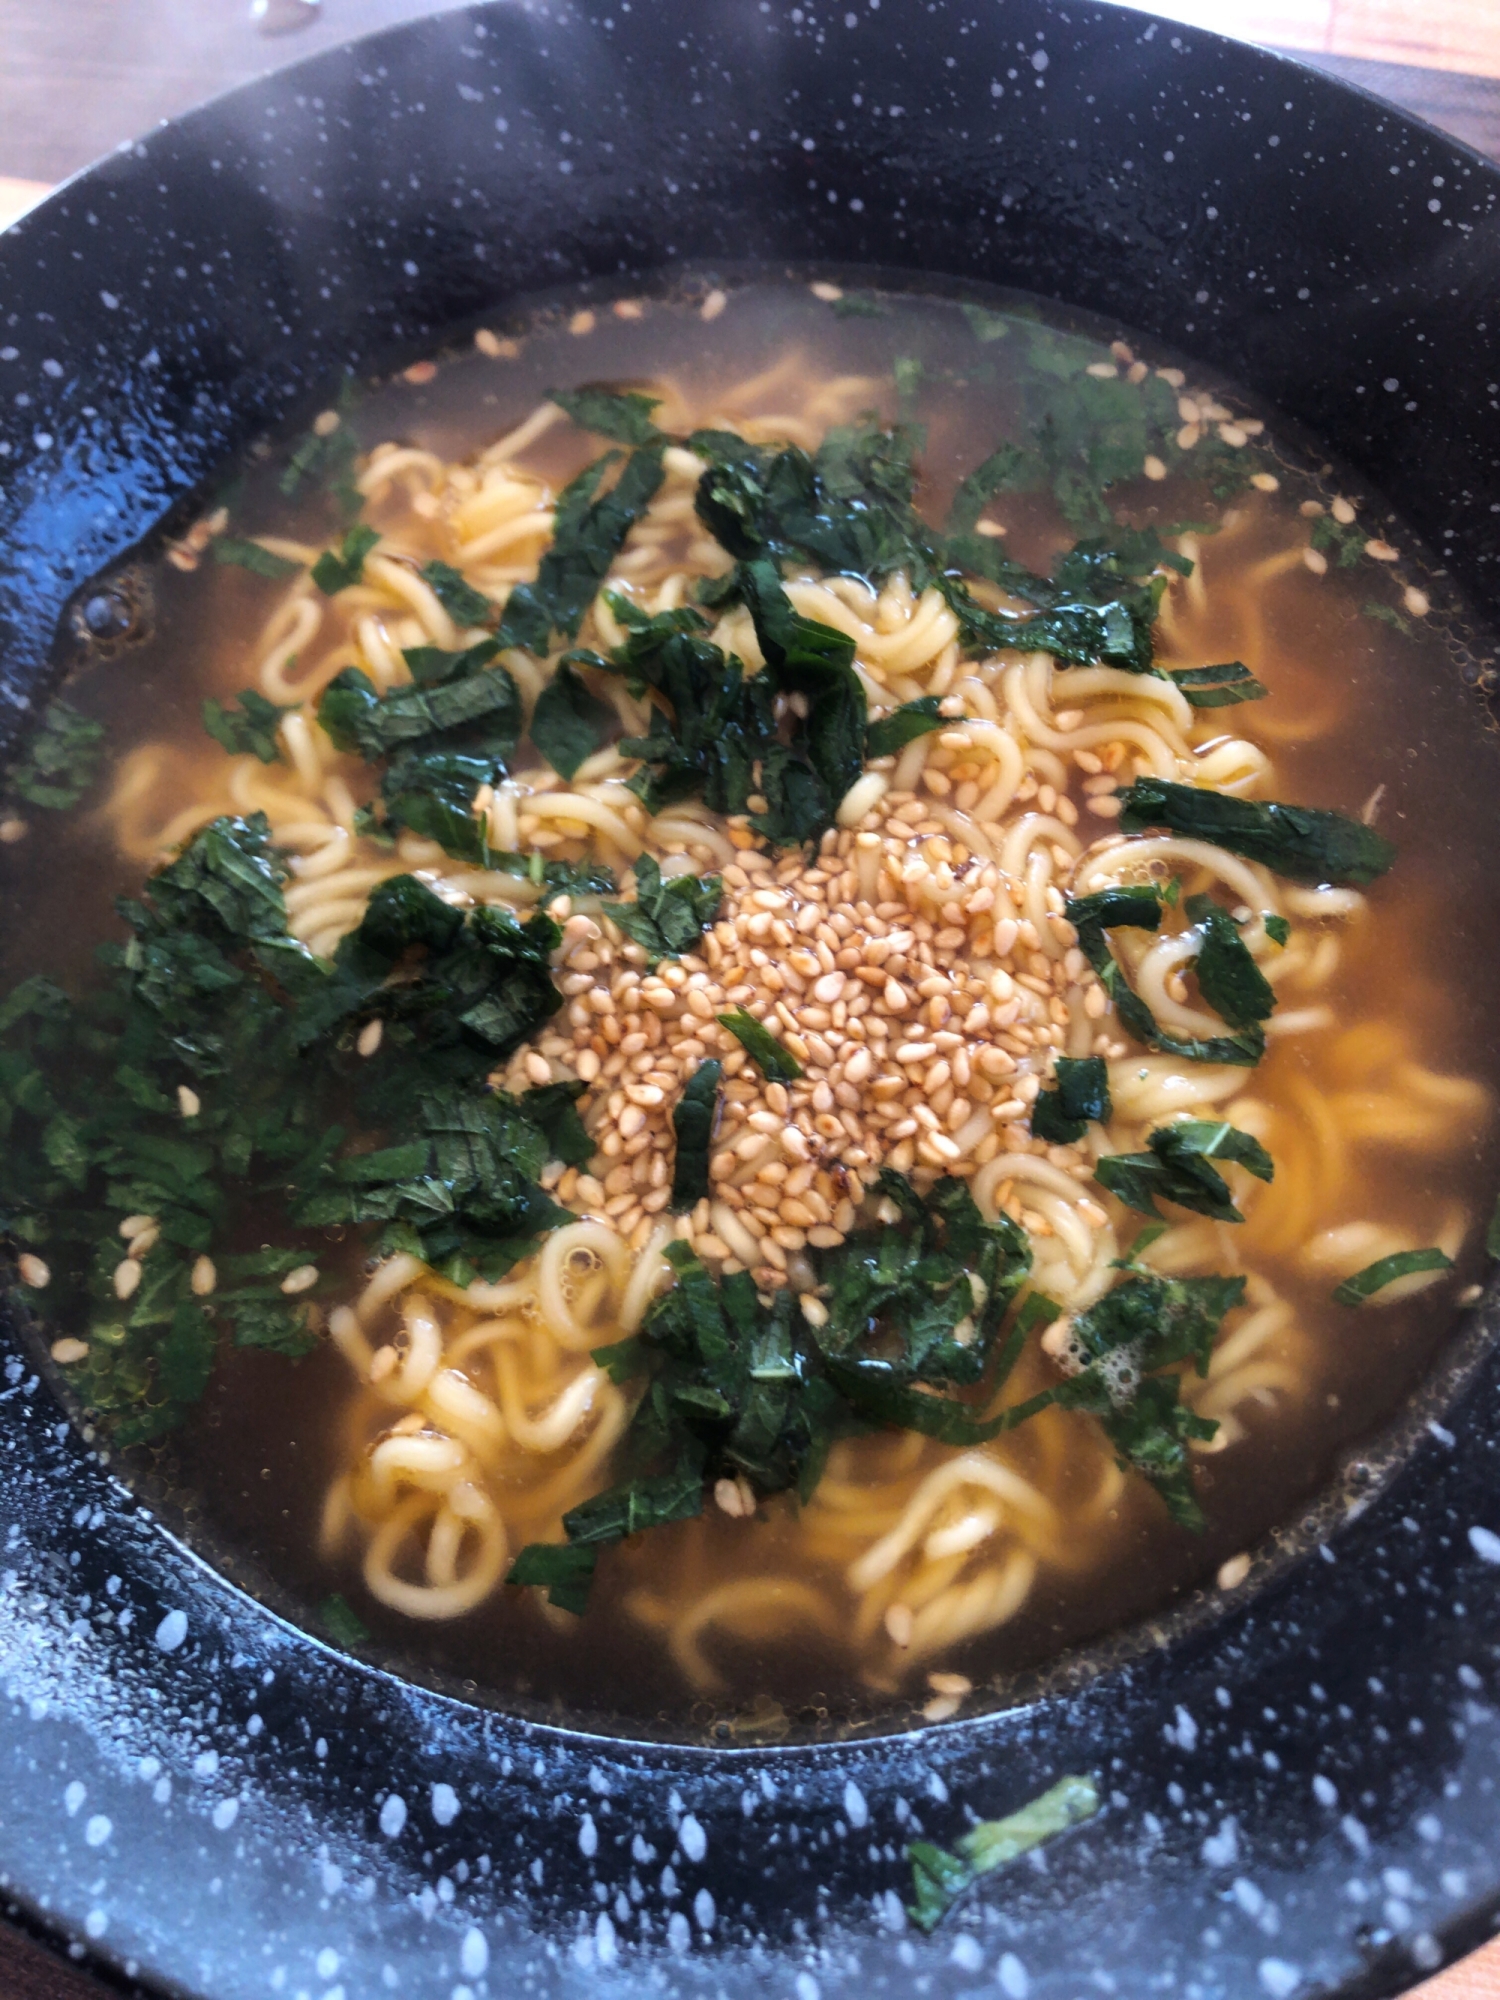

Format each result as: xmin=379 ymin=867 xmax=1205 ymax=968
xmin=2 ymin=3 xmax=1500 ymax=1993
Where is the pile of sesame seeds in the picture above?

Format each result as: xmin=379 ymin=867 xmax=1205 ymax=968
xmin=498 ymin=757 xmax=1132 ymax=1297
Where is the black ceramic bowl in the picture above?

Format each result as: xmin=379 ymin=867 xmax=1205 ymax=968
xmin=4 ymin=3 xmax=1500 ymax=1994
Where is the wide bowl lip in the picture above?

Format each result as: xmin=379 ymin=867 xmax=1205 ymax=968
xmin=2 ymin=4 xmax=1500 ymax=1997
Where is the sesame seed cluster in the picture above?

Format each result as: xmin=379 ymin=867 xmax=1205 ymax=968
xmin=499 ymin=749 xmax=1129 ymax=1295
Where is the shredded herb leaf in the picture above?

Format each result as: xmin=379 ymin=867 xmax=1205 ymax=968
xmin=959 ymin=302 xmax=1013 ymax=344
xmin=550 ymin=386 xmax=665 ymax=446
xmin=498 ymin=446 xmax=665 ymax=654
xmin=506 ymin=1539 xmax=599 ymax=1616
xmin=213 ymin=538 xmax=300 ymax=580
xmin=312 ymin=523 xmax=380 ymax=596
xmin=830 ymin=293 xmax=888 ymax=319
xmin=1310 ymin=512 xmax=1369 ymax=567
xmin=487 ymin=852 xmax=616 ymax=897
xmin=1363 ymin=600 xmax=1413 ymax=637
xmin=516 ymin=1180 xmax=1032 ymax=1606
xmin=605 ymin=855 xmax=722 ymax=967
xmin=716 ymin=1008 xmax=802 ymax=1082
xmin=419 ymin=560 xmax=494 ymax=629
xmin=520 ymin=1079 xmax=593 ymax=1168
xmin=0 ymin=816 xmax=580 ymax=1431
xmin=866 ymin=696 xmax=944 ymax=760
xmin=1185 ymin=895 xmax=1276 ymax=1029
xmin=1031 ymin=1054 xmax=1111 ymax=1144
xmin=1168 ymin=661 xmax=1268 ymax=708
xmin=947 ymin=443 xmax=1030 ymax=533
xmin=1332 ymin=1248 xmax=1453 ymax=1306
xmin=278 ymin=386 xmax=362 ymax=518
xmin=1263 ymin=913 xmax=1290 ymax=947
xmin=1050 ymin=1270 xmax=1241 ymax=1524
xmin=953 ymin=528 xmax=1187 ymax=677
xmin=1014 ymin=322 xmax=1183 ymax=528
xmin=1096 ymin=1119 xmax=1274 ymax=1224
xmin=600 ymin=574 xmax=861 ymax=848
xmin=5 ymin=701 xmax=107 ymax=811
xmin=893 ymin=354 xmax=924 ymax=408
xmin=319 ymin=646 xmax=520 ymax=766
xmin=1119 ymin=777 xmax=1396 ymax=887
xmin=202 ymin=690 xmax=290 ymax=766
xmin=671 ymin=1060 xmax=721 ymax=1212
xmin=1065 ymin=885 xmax=1265 ymax=1067
xmin=818 ymin=1171 xmax=1033 ymax=1390
xmin=319 ymin=1593 xmax=370 ymax=1647
xmin=529 ymin=659 xmax=617 ymax=780
xmin=907 ymin=1775 xmax=1100 ymax=1932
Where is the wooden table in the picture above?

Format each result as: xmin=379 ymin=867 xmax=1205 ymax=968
xmin=1 ymin=1 xmax=1499 ymax=1993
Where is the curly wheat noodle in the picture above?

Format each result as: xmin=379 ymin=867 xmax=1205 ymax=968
xmin=662 ymin=1577 xmax=846 ymax=1693
xmin=536 ymin=1221 xmax=632 ymax=1350
xmin=363 ymin=1486 xmax=509 ymax=1619
xmin=90 ymin=348 xmax=1494 ymax=1693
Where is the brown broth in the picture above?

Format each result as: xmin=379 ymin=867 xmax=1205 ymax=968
xmin=6 ymin=274 xmax=1500 ymax=1740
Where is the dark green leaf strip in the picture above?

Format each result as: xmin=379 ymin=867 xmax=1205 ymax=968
xmin=1167 ymin=662 xmax=1267 ymax=707
xmin=1118 ymin=777 xmax=1396 ymax=887
xmin=506 ymin=1541 xmax=598 ymax=1616
xmin=312 ymin=523 xmax=380 ymax=596
xmin=1031 ymin=1055 xmax=1110 ymax=1145
xmin=1096 ymin=1120 xmax=1274 ymax=1225
xmin=671 ymin=1061 xmax=722 ymax=1212
xmin=213 ymin=538 xmax=301 ymax=580
xmin=907 ymin=1775 xmax=1101 ymax=1932
xmin=866 ymin=697 xmax=944 ymax=760
xmin=716 ymin=1009 xmax=803 ymax=1081
xmin=6 ymin=702 xmax=107 ymax=811
xmin=1332 ymin=1248 xmax=1453 ymax=1306
xmin=419 ymin=560 xmax=494 ymax=629
xmin=1065 ymin=887 xmax=1266 ymax=1069
xmin=498 ymin=446 xmax=665 ymax=654
xmin=202 ymin=691 xmax=290 ymax=766
xmin=550 ymin=387 xmax=665 ymax=446
xmin=530 ymin=660 xmax=617 ymax=780
xmin=605 ymin=855 xmax=721 ymax=967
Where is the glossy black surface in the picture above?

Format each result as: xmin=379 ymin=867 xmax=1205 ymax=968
xmin=2 ymin=3 xmax=1500 ymax=1995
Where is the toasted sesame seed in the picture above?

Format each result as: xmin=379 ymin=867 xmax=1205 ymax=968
xmin=928 ymin=1670 xmax=973 ymax=1697
xmin=51 ymin=1337 xmax=89 ymax=1364
xmin=114 ymin=1260 xmax=142 ymax=1301
xmin=885 ymin=1603 xmax=915 ymax=1647
xmin=17 ymin=1253 xmax=50 ymax=1288
xmin=281 ymin=1265 xmax=319 ymax=1295
xmin=357 ymin=1018 xmax=384 ymax=1057
xmin=191 ymin=1256 xmax=217 ymax=1297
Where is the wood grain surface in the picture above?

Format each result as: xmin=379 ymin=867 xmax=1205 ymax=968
xmin=0 ymin=1 xmax=1498 ymax=1994
xmin=1150 ymin=0 xmax=1500 ymax=78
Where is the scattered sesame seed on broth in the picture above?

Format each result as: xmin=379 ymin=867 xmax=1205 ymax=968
xmin=6 ymin=274 xmax=1497 ymax=1731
